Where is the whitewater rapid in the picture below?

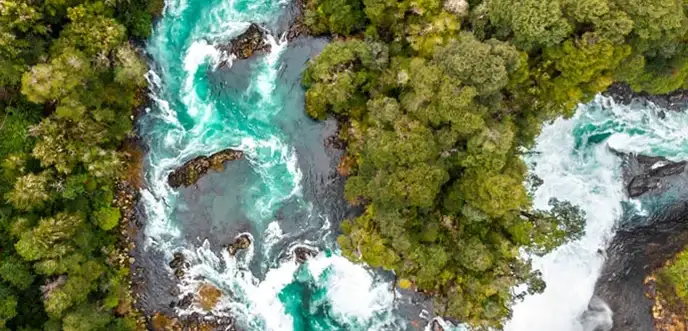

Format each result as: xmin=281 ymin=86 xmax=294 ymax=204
xmin=139 ymin=0 xmax=404 ymax=329
xmin=506 ymin=95 xmax=688 ymax=331
xmin=138 ymin=0 xmax=688 ymax=330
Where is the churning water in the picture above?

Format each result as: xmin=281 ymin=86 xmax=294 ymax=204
xmin=138 ymin=0 xmax=688 ymax=330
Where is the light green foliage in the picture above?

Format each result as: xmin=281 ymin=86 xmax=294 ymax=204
xmin=114 ymin=45 xmax=148 ymax=88
xmin=304 ymin=22 xmax=587 ymax=328
xmin=656 ymin=247 xmax=688 ymax=317
xmin=93 ymin=207 xmax=120 ymax=231
xmin=486 ymin=0 xmax=572 ymax=51
xmin=62 ymin=304 xmax=112 ymax=331
xmin=21 ymin=50 xmax=92 ymax=103
xmin=460 ymin=171 xmax=527 ymax=217
xmin=5 ymin=171 xmax=53 ymax=211
xmin=15 ymin=213 xmax=83 ymax=261
xmin=302 ymin=40 xmax=385 ymax=119
xmin=617 ymin=0 xmax=687 ymax=48
xmin=538 ymin=33 xmax=631 ymax=115
xmin=54 ymin=3 xmax=127 ymax=56
xmin=296 ymin=0 xmax=674 ymax=326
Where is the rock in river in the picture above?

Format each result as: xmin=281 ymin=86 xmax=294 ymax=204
xmin=221 ymin=23 xmax=270 ymax=59
xmin=167 ymin=149 xmax=243 ymax=188
xmin=293 ymin=246 xmax=318 ymax=263
xmin=226 ymin=234 xmax=252 ymax=256
xmin=593 ymin=151 xmax=688 ymax=330
xmin=609 ymin=148 xmax=687 ymax=198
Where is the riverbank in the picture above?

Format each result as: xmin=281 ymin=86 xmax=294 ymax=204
xmin=605 ymin=83 xmax=688 ymax=112
xmin=592 ymin=95 xmax=688 ymax=331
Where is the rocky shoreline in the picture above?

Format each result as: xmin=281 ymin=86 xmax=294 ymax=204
xmin=593 ymin=150 xmax=688 ymax=330
xmin=604 ymin=83 xmax=688 ymax=112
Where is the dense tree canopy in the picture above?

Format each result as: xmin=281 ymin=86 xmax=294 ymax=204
xmin=303 ymin=0 xmax=688 ymax=328
xmin=0 ymin=0 xmax=159 ymax=329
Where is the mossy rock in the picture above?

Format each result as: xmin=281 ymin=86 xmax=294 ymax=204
xmin=168 ymin=149 xmax=243 ymax=188
xmin=196 ymin=283 xmax=222 ymax=311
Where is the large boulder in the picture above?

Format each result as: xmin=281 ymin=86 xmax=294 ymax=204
xmin=167 ymin=149 xmax=243 ymax=188
xmin=223 ymin=23 xmax=271 ymax=59
xmin=293 ymin=246 xmax=318 ymax=263
xmin=593 ymin=151 xmax=688 ymax=330
xmin=609 ymin=148 xmax=687 ymax=198
xmin=627 ymin=160 xmax=686 ymax=198
xmin=226 ymin=234 xmax=252 ymax=256
xmin=168 ymin=252 xmax=188 ymax=279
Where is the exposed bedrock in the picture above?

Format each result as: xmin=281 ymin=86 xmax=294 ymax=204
xmin=167 ymin=148 xmax=244 ymax=188
xmin=609 ymin=148 xmax=688 ymax=198
xmin=605 ymin=83 xmax=688 ymax=112
xmin=593 ymin=151 xmax=688 ymax=331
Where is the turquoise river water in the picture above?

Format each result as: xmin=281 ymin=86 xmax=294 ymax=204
xmin=137 ymin=0 xmax=688 ymax=330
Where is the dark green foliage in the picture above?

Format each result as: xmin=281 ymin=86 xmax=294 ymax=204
xmin=301 ymin=0 xmax=688 ymax=327
xmin=0 ymin=0 xmax=157 ymax=329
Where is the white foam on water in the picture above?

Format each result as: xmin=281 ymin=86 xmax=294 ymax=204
xmin=506 ymin=108 xmax=623 ymax=331
xmin=176 ymin=243 xmax=401 ymax=331
xmin=506 ymin=95 xmax=688 ymax=331
xmin=307 ymin=254 xmax=399 ymax=326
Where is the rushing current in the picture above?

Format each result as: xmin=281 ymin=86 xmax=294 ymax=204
xmin=137 ymin=0 xmax=688 ymax=330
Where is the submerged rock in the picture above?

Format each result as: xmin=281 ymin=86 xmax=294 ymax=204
xmin=226 ymin=234 xmax=252 ymax=256
xmin=196 ymin=283 xmax=222 ymax=311
xmin=167 ymin=149 xmax=243 ymax=188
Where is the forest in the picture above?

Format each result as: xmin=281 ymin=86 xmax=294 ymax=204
xmin=302 ymin=0 xmax=688 ymax=328
xmin=0 ymin=0 xmax=160 ymax=329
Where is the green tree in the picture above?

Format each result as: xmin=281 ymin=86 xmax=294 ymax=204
xmin=5 ymin=171 xmax=53 ymax=211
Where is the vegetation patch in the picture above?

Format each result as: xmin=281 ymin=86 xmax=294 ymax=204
xmin=301 ymin=0 xmax=688 ymax=328
xmin=0 ymin=0 xmax=160 ymax=329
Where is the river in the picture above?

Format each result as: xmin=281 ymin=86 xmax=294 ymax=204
xmin=135 ymin=0 xmax=688 ymax=330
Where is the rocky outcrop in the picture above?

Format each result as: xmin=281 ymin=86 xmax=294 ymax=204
xmin=605 ymin=83 xmax=688 ymax=112
xmin=223 ymin=23 xmax=271 ymax=59
xmin=431 ymin=320 xmax=445 ymax=331
xmin=594 ymin=151 xmax=688 ymax=331
xmin=293 ymin=246 xmax=318 ymax=263
xmin=150 ymin=311 xmax=235 ymax=331
xmin=219 ymin=0 xmax=309 ymax=61
xmin=168 ymin=252 xmax=188 ymax=279
xmin=610 ymin=148 xmax=687 ymax=198
xmin=626 ymin=159 xmax=686 ymax=198
xmin=226 ymin=234 xmax=252 ymax=256
xmin=594 ymin=201 xmax=688 ymax=331
xmin=167 ymin=149 xmax=243 ymax=188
